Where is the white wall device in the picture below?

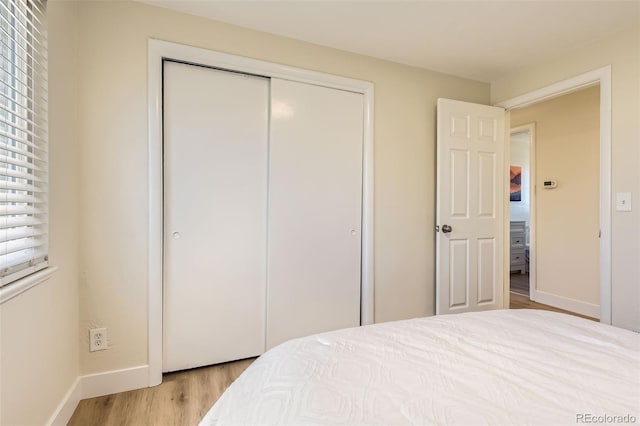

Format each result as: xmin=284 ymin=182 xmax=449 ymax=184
xmin=616 ymin=192 xmax=632 ymax=212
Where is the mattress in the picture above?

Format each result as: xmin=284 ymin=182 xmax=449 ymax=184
xmin=201 ymin=309 xmax=640 ymax=425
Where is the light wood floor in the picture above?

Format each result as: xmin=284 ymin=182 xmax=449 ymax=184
xmin=508 ymin=272 xmax=597 ymax=321
xmin=68 ymin=358 xmax=254 ymax=426
xmin=510 ymin=291 xmax=598 ymax=321
xmin=69 ymin=299 xmax=596 ymax=425
xmin=510 ymin=272 xmax=530 ymax=296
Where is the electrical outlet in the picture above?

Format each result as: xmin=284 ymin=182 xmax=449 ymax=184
xmin=89 ymin=327 xmax=108 ymax=352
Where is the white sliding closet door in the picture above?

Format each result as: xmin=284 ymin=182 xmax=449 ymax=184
xmin=267 ymin=79 xmax=364 ymax=349
xmin=163 ymin=61 xmax=269 ymax=372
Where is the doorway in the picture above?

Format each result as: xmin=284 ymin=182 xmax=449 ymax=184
xmin=509 ymin=125 xmax=534 ymax=299
xmin=499 ymin=71 xmax=611 ymax=323
xmin=434 ymin=67 xmax=610 ymax=323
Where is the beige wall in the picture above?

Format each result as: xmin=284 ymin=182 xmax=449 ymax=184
xmin=74 ymin=1 xmax=489 ymax=374
xmin=0 ymin=2 xmax=81 ymax=424
xmin=492 ymin=28 xmax=640 ymax=331
xmin=511 ymin=86 xmax=600 ymax=306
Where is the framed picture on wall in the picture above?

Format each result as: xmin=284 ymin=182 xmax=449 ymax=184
xmin=510 ymin=165 xmax=522 ymax=202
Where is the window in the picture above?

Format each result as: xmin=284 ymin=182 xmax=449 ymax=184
xmin=0 ymin=0 xmax=48 ymax=287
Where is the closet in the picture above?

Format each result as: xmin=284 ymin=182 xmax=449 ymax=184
xmin=162 ymin=61 xmax=364 ymax=372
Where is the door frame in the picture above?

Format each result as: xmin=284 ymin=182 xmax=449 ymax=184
xmin=496 ymin=65 xmax=611 ymax=324
xmin=147 ymin=39 xmax=375 ymax=386
xmin=509 ymin=124 xmax=537 ymax=301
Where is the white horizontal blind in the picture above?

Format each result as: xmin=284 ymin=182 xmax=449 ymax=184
xmin=0 ymin=0 xmax=48 ymax=286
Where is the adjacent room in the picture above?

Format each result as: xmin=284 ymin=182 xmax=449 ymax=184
xmin=0 ymin=1 xmax=638 ymax=425
xmin=508 ymin=85 xmax=601 ymax=319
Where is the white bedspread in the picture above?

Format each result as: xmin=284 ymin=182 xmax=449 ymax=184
xmin=201 ymin=309 xmax=640 ymax=425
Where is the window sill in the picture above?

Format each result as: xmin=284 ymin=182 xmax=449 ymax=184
xmin=0 ymin=266 xmax=59 ymax=305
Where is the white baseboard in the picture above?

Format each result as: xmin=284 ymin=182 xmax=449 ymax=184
xmin=47 ymin=377 xmax=81 ymax=426
xmin=46 ymin=365 xmax=151 ymax=425
xmin=533 ymin=290 xmax=600 ymax=319
xmin=81 ymin=365 xmax=150 ymax=399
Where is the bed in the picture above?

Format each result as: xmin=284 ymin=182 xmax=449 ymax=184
xmin=201 ymin=309 xmax=640 ymax=425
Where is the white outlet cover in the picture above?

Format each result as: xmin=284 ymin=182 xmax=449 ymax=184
xmin=616 ymin=192 xmax=632 ymax=212
xmin=89 ymin=327 xmax=108 ymax=352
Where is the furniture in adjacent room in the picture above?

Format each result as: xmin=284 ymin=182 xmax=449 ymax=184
xmin=510 ymin=220 xmax=526 ymax=274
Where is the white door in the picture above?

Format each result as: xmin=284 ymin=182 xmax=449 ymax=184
xmin=436 ymin=98 xmax=505 ymax=315
xmin=266 ymin=79 xmax=363 ymax=349
xmin=163 ymin=62 xmax=269 ymax=372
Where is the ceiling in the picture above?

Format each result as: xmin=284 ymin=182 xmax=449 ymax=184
xmin=140 ymin=0 xmax=639 ymax=82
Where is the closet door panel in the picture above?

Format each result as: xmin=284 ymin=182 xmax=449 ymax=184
xmin=267 ymin=79 xmax=364 ymax=349
xmin=163 ymin=62 xmax=269 ymax=372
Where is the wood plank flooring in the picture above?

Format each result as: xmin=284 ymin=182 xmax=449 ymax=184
xmin=68 ymin=298 xmax=597 ymax=425
xmin=68 ymin=358 xmax=254 ymax=426
xmin=510 ymin=272 xmax=530 ymax=296
xmin=510 ymin=292 xmax=598 ymax=321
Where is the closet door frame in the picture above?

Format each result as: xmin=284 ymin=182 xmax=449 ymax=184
xmin=147 ymin=39 xmax=374 ymax=387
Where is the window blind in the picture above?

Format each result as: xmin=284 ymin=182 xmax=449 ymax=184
xmin=0 ymin=0 xmax=48 ymax=286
